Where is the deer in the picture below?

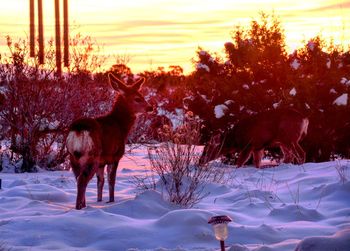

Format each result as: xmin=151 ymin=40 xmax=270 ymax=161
xmin=199 ymin=108 xmax=309 ymax=168
xmin=66 ymin=73 xmax=152 ymax=209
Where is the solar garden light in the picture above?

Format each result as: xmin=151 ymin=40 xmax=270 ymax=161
xmin=208 ymin=215 xmax=232 ymax=251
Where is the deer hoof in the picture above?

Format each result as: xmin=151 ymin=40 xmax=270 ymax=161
xmin=76 ymin=202 xmax=86 ymax=210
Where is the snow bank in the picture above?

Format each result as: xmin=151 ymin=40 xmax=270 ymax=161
xmin=295 ymin=228 xmax=350 ymax=251
xmin=0 ymin=146 xmax=350 ymax=250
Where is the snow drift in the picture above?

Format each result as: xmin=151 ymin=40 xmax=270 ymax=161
xmin=0 ymin=146 xmax=349 ymax=250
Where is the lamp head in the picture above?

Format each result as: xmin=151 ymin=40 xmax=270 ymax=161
xmin=208 ymin=215 xmax=232 ymax=241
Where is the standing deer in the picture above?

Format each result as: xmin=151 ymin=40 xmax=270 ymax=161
xmin=199 ymin=109 xmax=309 ymax=168
xmin=66 ymin=73 xmax=152 ymax=209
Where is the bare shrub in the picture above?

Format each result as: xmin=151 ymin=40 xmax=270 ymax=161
xmin=145 ymin=112 xmax=225 ymax=207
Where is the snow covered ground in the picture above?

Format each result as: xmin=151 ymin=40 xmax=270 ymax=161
xmin=1 ymin=146 xmax=350 ymax=251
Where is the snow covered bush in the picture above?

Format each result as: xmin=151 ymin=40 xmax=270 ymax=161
xmin=186 ymin=13 xmax=350 ymax=163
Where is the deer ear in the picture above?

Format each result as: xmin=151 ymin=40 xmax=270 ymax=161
xmin=108 ymin=73 xmax=129 ymax=94
xmin=132 ymin=77 xmax=145 ymax=90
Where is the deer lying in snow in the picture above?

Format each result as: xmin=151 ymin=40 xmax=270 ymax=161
xmin=66 ymin=73 xmax=152 ymax=209
xmin=199 ymin=108 xmax=309 ymax=168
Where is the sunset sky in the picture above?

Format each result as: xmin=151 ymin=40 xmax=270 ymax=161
xmin=0 ymin=0 xmax=349 ymax=73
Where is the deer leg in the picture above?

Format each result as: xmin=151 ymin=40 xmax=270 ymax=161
xmin=71 ymin=161 xmax=80 ymax=180
xmin=253 ymin=149 xmax=264 ymax=168
xmin=293 ymin=143 xmax=306 ymax=164
xmin=107 ymin=162 xmax=119 ymax=203
xmin=96 ymin=165 xmax=105 ymax=202
xmin=236 ymin=147 xmax=252 ymax=167
xmin=280 ymin=145 xmax=293 ymax=163
xmin=71 ymin=162 xmax=86 ymax=209
xmin=75 ymin=161 xmax=97 ymax=210
xmin=76 ymin=174 xmax=89 ymax=210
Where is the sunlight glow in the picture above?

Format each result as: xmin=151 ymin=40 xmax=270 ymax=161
xmin=0 ymin=0 xmax=349 ymax=73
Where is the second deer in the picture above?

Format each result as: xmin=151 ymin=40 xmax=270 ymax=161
xmin=199 ymin=108 xmax=309 ymax=168
xmin=66 ymin=73 xmax=152 ymax=209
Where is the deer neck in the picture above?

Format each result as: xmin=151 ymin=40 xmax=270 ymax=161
xmin=109 ymin=95 xmax=136 ymax=135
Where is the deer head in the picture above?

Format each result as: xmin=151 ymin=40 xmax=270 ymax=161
xmin=108 ymin=73 xmax=153 ymax=114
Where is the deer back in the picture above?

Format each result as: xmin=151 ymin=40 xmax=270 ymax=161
xmin=232 ymin=109 xmax=307 ymax=148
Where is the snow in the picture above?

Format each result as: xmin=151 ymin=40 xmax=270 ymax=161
xmin=295 ymin=228 xmax=350 ymax=251
xmin=289 ymin=88 xmax=297 ymax=96
xmin=329 ymin=88 xmax=337 ymax=94
xmin=224 ymin=100 xmax=234 ymax=106
xmin=199 ymin=50 xmax=209 ymax=56
xmin=196 ymin=63 xmax=210 ymax=72
xmin=307 ymin=41 xmax=315 ymax=51
xmin=200 ymin=94 xmax=211 ymax=104
xmin=272 ymin=101 xmax=281 ymax=109
xmin=291 ymin=59 xmax=300 ymax=70
xmin=157 ymin=108 xmax=184 ymax=129
xmin=333 ymin=93 xmax=348 ymax=106
xmin=340 ymin=77 xmax=350 ymax=86
xmin=0 ymin=86 xmax=8 ymax=94
xmin=1 ymin=146 xmax=350 ymax=251
xmin=214 ymin=104 xmax=229 ymax=119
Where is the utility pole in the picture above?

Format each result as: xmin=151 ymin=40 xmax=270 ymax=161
xmin=29 ymin=0 xmax=35 ymax=57
xmin=55 ymin=0 xmax=62 ymax=75
xmin=37 ymin=0 xmax=44 ymax=64
xmin=63 ymin=0 xmax=69 ymax=67
xmin=29 ymin=0 xmax=69 ymax=74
